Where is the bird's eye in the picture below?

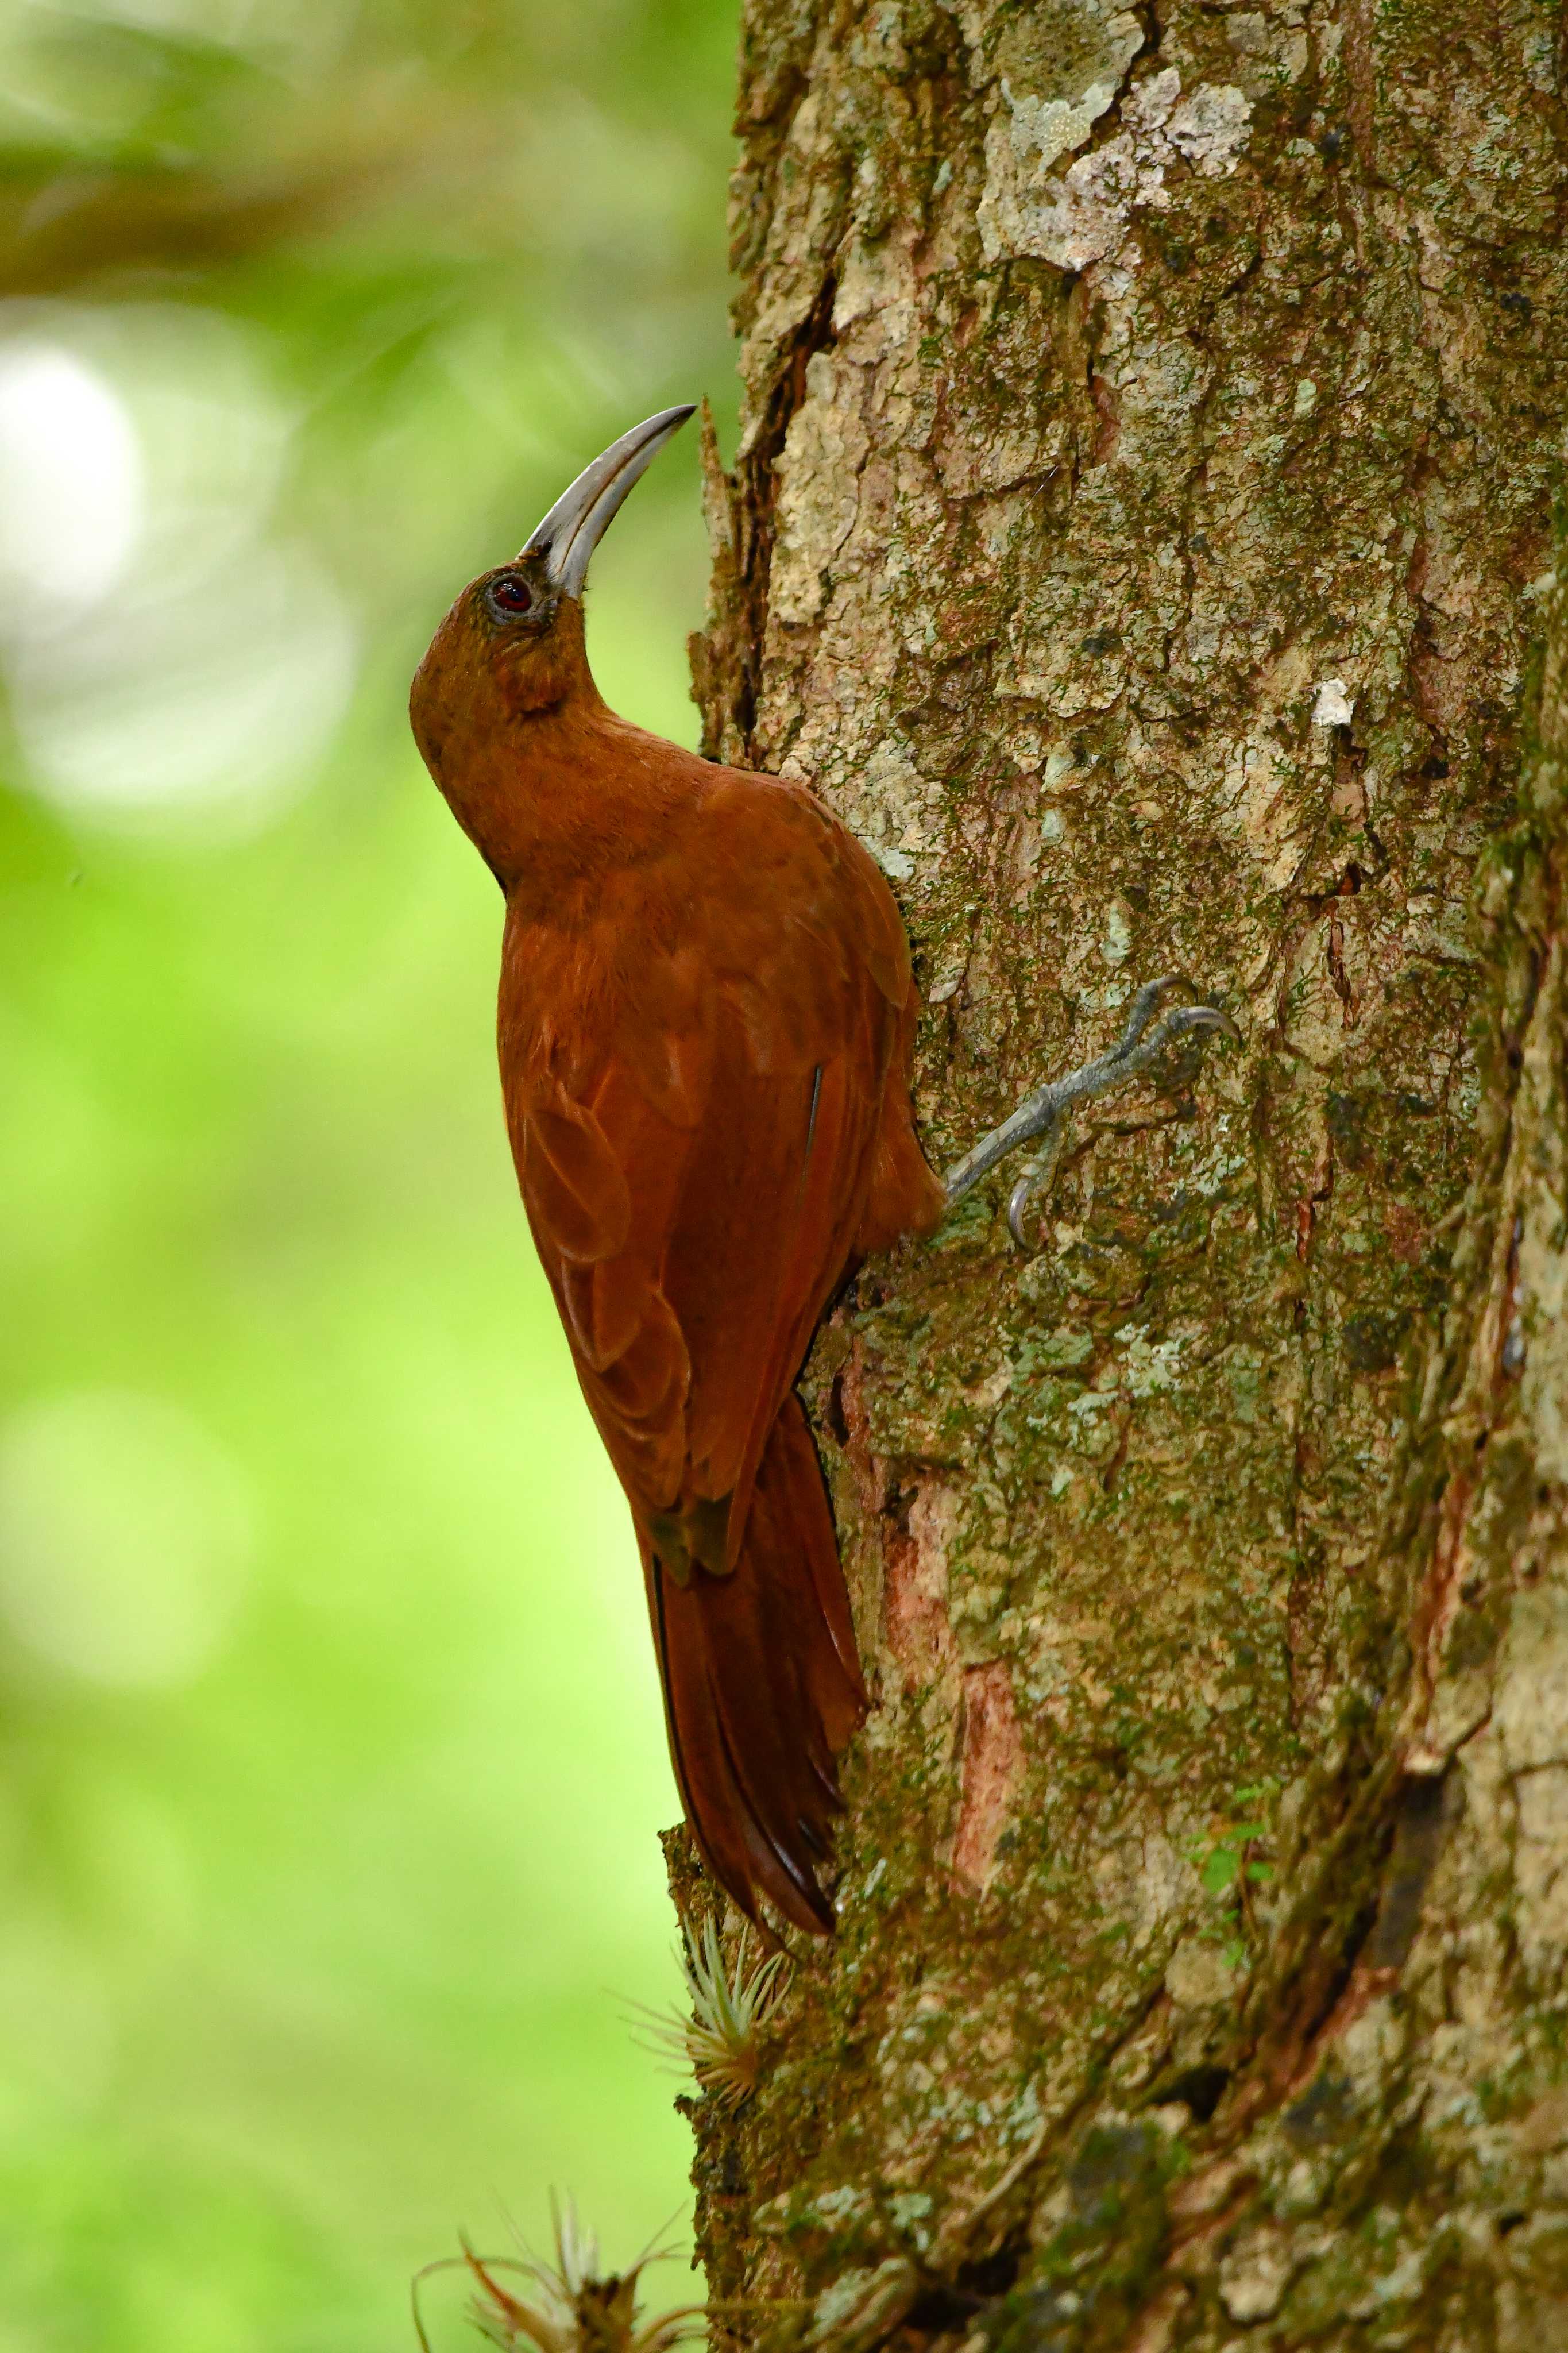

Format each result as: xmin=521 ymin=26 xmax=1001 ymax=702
xmin=488 ymin=573 xmax=533 ymax=616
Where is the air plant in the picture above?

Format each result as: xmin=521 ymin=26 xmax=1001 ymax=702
xmin=629 ymin=1912 xmax=792 ymax=2110
xmin=412 ymin=2198 xmax=705 ymax=2353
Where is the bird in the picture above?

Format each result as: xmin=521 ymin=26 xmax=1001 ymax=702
xmin=410 ymin=406 xmax=1233 ymax=1933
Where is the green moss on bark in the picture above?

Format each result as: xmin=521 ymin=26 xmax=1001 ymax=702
xmin=674 ymin=3 xmax=1568 ymax=2344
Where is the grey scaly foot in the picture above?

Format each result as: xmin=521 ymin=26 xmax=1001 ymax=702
xmin=941 ymin=973 xmax=1239 ymax=1251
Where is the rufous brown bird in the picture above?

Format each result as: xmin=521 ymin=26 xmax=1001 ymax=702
xmin=410 ymin=407 xmax=1233 ymax=1933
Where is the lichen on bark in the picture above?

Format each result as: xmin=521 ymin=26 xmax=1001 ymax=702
xmin=673 ymin=0 xmax=1568 ymax=2343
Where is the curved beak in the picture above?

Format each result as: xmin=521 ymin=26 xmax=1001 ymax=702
xmin=521 ymin=404 xmax=696 ymax=596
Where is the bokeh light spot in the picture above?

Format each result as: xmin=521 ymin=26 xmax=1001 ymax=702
xmin=9 ymin=541 xmax=358 ymax=830
xmin=0 ymin=1914 xmax=115 ymax=2126
xmin=0 ymin=303 xmax=358 ymax=834
xmin=0 ymin=341 xmax=143 ymax=624
xmin=0 ymin=1390 xmax=256 ymax=1688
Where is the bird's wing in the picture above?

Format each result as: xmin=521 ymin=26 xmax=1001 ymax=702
xmin=501 ymin=772 xmax=926 ymax=1926
xmin=502 ymin=774 xmax=913 ymax=1552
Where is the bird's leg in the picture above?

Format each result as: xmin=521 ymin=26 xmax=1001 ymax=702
xmin=941 ymin=974 xmax=1239 ymax=1251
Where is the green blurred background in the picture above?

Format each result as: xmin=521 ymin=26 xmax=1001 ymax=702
xmin=0 ymin=1 xmax=739 ymax=2342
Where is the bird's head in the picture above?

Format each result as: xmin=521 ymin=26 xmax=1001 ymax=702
xmin=410 ymin=404 xmax=695 ymax=788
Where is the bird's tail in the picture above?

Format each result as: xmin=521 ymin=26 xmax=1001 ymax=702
xmin=641 ymin=1392 xmax=867 ymax=1935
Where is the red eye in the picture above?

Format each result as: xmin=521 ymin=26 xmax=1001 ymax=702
xmin=488 ymin=573 xmax=533 ymax=615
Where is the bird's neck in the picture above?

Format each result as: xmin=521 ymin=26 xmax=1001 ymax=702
xmin=453 ymin=696 xmax=695 ymax=911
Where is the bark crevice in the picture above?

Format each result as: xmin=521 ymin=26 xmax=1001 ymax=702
xmin=675 ymin=2 xmax=1568 ymax=2342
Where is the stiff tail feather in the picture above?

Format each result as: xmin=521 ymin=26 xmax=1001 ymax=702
xmin=642 ymin=1393 xmax=866 ymax=1934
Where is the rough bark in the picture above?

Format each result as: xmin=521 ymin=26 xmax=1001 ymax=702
xmin=671 ymin=3 xmax=1568 ymax=2344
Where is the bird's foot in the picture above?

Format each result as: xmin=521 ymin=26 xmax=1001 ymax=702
xmin=940 ymin=973 xmax=1239 ymax=1251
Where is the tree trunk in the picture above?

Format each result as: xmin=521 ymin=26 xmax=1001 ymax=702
xmin=673 ymin=3 xmax=1568 ymax=2343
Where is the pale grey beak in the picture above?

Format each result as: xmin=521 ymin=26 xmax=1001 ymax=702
xmin=522 ymin=405 xmax=696 ymax=595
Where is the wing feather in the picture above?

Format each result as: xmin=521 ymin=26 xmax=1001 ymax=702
xmin=499 ymin=765 xmax=928 ymax=1923
xmin=508 ymin=792 xmax=905 ymax=1528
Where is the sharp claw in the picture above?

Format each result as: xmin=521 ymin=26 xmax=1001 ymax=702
xmin=1114 ymin=972 xmax=1242 ymax=1059
xmin=1115 ymin=974 xmax=1181 ymax=1054
xmin=1007 ymin=1168 xmax=1038 ymax=1252
xmin=1154 ymin=1003 xmax=1242 ymax=1050
xmin=1006 ymin=1118 xmax=1065 ymax=1251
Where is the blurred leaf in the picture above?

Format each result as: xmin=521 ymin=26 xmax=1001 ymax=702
xmin=0 ymin=0 xmax=740 ymax=2340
